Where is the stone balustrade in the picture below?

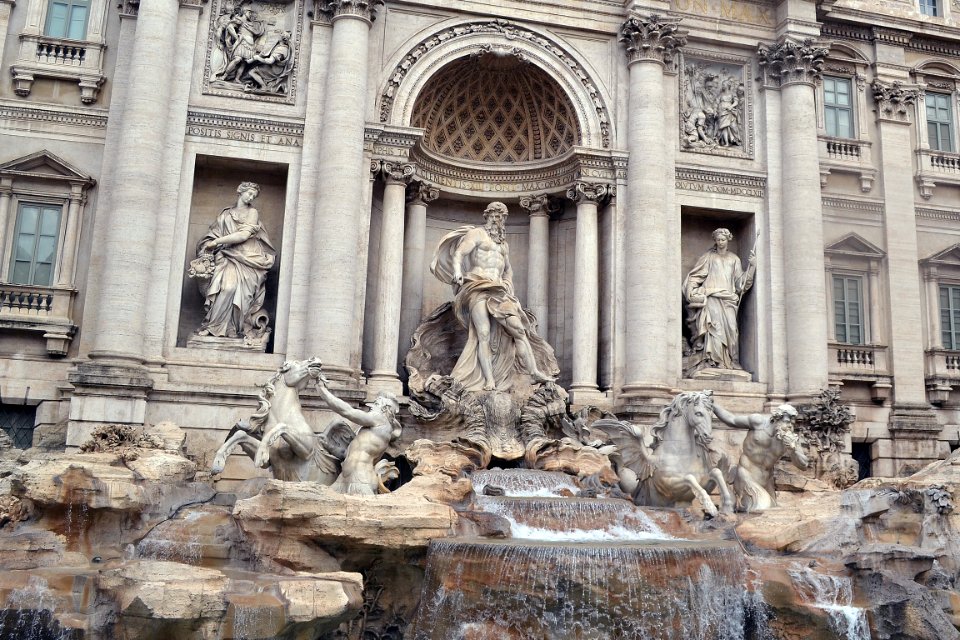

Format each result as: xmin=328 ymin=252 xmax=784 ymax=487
xmin=11 ymin=33 xmax=105 ymax=103
xmin=0 ymin=284 xmax=76 ymax=356
xmin=818 ymin=135 xmax=875 ymax=192
xmin=916 ymin=149 xmax=960 ymax=199
xmin=828 ymin=342 xmax=891 ymax=403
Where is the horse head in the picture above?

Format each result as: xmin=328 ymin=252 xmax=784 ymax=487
xmin=278 ymin=357 xmax=324 ymax=391
xmin=683 ymin=390 xmax=715 ymax=446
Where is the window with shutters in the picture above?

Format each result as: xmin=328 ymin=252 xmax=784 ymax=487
xmin=834 ymin=275 xmax=865 ymax=345
xmin=823 ymin=76 xmax=855 ymax=139
xmin=43 ymin=0 xmax=90 ymax=40
xmin=927 ymin=92 xmax=955 ymax=152
xmin=940 ymin=285 xmax=960 ymax=350
xmin=9 ymin=203 xmax=62 ymax=287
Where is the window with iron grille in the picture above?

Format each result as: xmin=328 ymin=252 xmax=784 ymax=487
xmin=44 ymin=0 xmax=91 ymax=40
xmin=10 ymin=202 xmax=61 ymax=286
xmin=823 ymin=76 xmax=854 ymax=138
xmin=927 ymin=92 xmax=955 ymax=152
xmin=0 ymin=404 xmax=36 ymax=449
xmin=834 ymin=275 xmax=865 ymax=345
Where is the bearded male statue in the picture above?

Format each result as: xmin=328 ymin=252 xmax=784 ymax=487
xmin=429 ymin=202 xmax=556 ymax=392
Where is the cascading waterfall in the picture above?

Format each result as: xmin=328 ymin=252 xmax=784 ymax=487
xmin=0 ymin=576 xmax=74 ymax=640
xmin=788 ymin=566 xmax=870 ymax=640
xmin=414 ymin=469 xmax=755 ymax=639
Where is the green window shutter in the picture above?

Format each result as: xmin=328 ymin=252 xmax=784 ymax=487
xmin=9 ymin=204 xmax=61 ymax=286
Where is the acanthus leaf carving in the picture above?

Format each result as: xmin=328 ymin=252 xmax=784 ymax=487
xmin=318 ymin=0 xmax=383 ymax=21
xmin=872 ymin=79 xmax=918 ymax=123
xmin=757 ymin=38 xmax=829 ymax=86
xmin=619 ymin=14 xmax=688 ymax=66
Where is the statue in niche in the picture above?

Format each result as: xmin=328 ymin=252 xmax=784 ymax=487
xmin=211 ymin=1 xmax=296 ymax=97
xmin=683 ymin=228 xmax=755 ymax=377
xmin=430 ymin=201 xmax=556 ymax=392
xmin=316 ymin=382 xmax=402 ymax=496
xmin=681 ymin=62 xmax=745 ymax=151
xmin=188 ymin=181 xmax=276 ymax=350
xmin=712 ymin=402 xmax=809 ymax=512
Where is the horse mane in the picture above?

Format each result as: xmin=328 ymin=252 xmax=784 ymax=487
xmin=248 ymin=361 xmax=293 ymax=433
xmin=649 ymin=391 xmax=715 ymax=452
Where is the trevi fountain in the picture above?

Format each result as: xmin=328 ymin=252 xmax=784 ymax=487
xmin=0 ymin=198 xmax=956 ymax=640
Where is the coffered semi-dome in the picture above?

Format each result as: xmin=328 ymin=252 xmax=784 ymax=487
xmin=410 ymin=54 xmax=582 ymax=164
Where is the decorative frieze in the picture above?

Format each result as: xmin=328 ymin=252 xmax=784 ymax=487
xmin=872 ymin=79 xmax=918 ymax=123
xmin=185 ymin=110 xmax=303 ymax=146
xmin=680 ymin=51 xmax=753 ymax=159
xmin=317 ymin=0 xmax=383 ymax=22
xmin=757 ymin=38 xmax=829 ymax=87
xmin=674 ymin=167 xmax=765 ymax=198
xmin=619 ymin=14 xmax=687 ymax=66
xmin=917 ymin=207 xmax=960 ymax=223
xmin=203 ymin=0 xmax=305 ymax=104
xmin=0 ymin=103 xmax=107 ymax=129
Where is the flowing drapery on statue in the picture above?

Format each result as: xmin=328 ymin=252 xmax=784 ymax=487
xmin=190 ymin=182 xmax=276 ymax=345
xmin=682 ymin=228 xmax=755 ymax=375
xmin=428 ymin=202 xmax=557 ymax=392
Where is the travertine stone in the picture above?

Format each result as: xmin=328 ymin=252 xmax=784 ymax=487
xmin=519 ymin=194 xmax=556 ymax=339
xmin=399 ymin=181 xmax=438 ymax=366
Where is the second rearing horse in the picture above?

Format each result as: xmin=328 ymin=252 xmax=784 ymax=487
xmin=591 ymin=390 xmax=734 ymax=517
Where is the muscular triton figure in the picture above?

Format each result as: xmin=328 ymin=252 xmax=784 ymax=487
xmin=712 ymin=402 xmax=809 ymax=512
xmin=431 ymin=202 xmax=554 ymax=392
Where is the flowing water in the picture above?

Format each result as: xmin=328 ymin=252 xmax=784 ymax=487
xmin=0 ymin=575 xmax=76 ymax=640
xmin=414 ymin=469 xmax=754 ymax=639
xmin=788 ymin=566 xmax=871 ymax=640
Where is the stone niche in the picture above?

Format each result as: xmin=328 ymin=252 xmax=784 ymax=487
xmin=177 ymin=155 xmax=287 ymax=351
xmin=680 ymin=208 xmax=758 ymax=379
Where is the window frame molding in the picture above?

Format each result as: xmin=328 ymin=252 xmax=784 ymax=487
xmin=10 ymin=0 xmax=109 ymax=104
xmin=913 ymin=62 xmax=960 ymax=199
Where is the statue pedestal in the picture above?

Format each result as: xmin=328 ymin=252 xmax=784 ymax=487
xmin=187 ymin=334 xmax=269 ymax=352
xmin=687 ymin=366 xmax=752 ymax=382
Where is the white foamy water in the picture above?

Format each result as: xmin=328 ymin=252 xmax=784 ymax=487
xmin=789 ymin=566 xmax=870 ymax=640
xmin=471 ymin=469 xmax=579 ymax=497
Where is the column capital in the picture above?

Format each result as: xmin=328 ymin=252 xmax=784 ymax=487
xmin=872 ymin=79 xmax=918 ymax=124
xmin=318 ymin=0 xmax=383 ymax=23
xmin=406 ymin=180 xmax=439 ymax=206
xmin=757 ymin=38 xmax=829 ymax=88
xmin=566 ymin=182 xmax=614 ymax=205
xmin=619 ymin=14 xmax=687 ymax=66
xmin=378 ymin=161 xmax=415 ymax=185
xmin=118 ymin=0 xmax=139 ymax=18
xmin=519 ymin=193 xmax=562 ymax=218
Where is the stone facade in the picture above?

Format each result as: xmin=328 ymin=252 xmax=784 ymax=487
xmin=0 ymin=0 xmax=959 ymax=479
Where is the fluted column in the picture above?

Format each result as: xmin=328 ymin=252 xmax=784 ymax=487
xmin=758 ymin=39 xmax=830 ymax=400
xmin=619 ymin=15 xmax=687 ymax=405
xmin=872 ymin=79 xmax=927 ymax=405
xmin=305 ymin=0 xmax=382 ymax=383
xmin=399 ymin=180 xmax=438 ymax=367
xmin=568 ymin=183 xmax=610 ymax=402
xmin=368 ymin=162 xmax=413 ymax=394
xmin=519 ymin=194 xmax=556 ymax=338
xmin=56 ymin=186 xmax=84 ymax=287
xmin=86 ymin=0 xmax=180 ymax=364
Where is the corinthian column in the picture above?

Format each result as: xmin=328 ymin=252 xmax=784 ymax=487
xmin=567 ymin=183 xmax=610 ymax=404
xmin=368 ymin=161 xmax=414 ymax=394
xmin=619 ymin=15 xmax=686 ymax=408
xmin=398 ymin=180 xmax=439 ymax=367
xmin=757 ymin=39 xmax=830 ymax=399
xmin=305 ymin=0 xmax=382 ymax=383
xmin=519 ymin=194 xmax=557 ymax=338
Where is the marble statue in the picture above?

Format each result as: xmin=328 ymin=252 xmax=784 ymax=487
xmin=212 ymin=4 xmax=296 ymax=97
xmin=316 ymin=384 xmax=402 ymax=496
xmin=712 ymin=402 xmax=809 ymax=512
xmin=429 ymin=201 xmax=555 ymax=392
xmin=592 ymin=391 xmax=734 ymax=518
xmin=189 ymin=181 xmax=276 ymax=350
xmin=682 ymin=62 xmax=745 ymax=150
xmin=682 ymin=228 xmax=756 ymax=376
xmin=211 ymin=358 xmax=355 ymax=483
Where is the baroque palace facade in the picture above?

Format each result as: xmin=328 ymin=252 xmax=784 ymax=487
xmin=0 ymin=0 xmax=959 ymax=479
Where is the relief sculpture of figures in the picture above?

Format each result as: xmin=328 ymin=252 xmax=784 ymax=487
xmin=712 ymin=402 xmax=809 ymax=512
xmin=683 ymin=228 xmax=756 ymax=377
xmin=682 ymin=62 xmax=745 ymax=151
xmin=316 ymin=382 xmax=402 ymax=496
xmin=211 ymin=1 xmax=296 ymax=97
xmin=430 ymin=201 xmax=556 ymax=392
xmin=189 ymin=181 xmax=276 ymax=350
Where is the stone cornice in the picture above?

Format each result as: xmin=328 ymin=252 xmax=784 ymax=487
xmin=917 ymin=207 xmax=960 ymax=223
xmin=186 ymin=110 xmax=304 ymax=137
xmin=872 ymin=79 xmax=918 ymax=124
xmin=619 ymin=14 xmax=687 ymax=66
xmin=0 ymin=103 xmax=107 ymax=128
xmin=406 ymin=180 xmax=439 ymax=206
xmin=318 ymin=0 xmax=383 ymax=23
xmin=675 ymin=167 xmax=765 ymax=198
xmin=871 ymin=27 xmax=912 ymax=47
xmin=757 ymin=38 xmax=829 ymax=87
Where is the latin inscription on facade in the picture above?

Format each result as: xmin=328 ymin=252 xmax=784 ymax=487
xmin=186 ymin=125 xmax=302 ymax=147
xmin=671 ymin=0 xmax=774 ymax=26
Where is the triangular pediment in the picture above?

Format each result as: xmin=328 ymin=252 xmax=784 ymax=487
xmin=0 ymin=150 xmax=94 ymax=184
xmin=825 ymin=233 xmax=884 ymax=258
xmin=924 ymin=243 xmax=960 ymax=265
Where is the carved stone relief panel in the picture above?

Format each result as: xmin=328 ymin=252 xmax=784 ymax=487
xmin=679 ymin=51 xmax=754 ymax=159
xmin=203 ymin=0 xmax=305 ymax=105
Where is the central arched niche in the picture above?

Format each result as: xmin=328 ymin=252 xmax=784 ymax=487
xmin=410 ymin=53 xmax=582 ymax=165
